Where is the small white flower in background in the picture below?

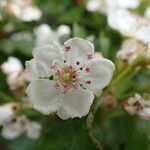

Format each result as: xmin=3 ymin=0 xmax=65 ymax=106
xmin=86 ymin=0 xmax=107 ymax=14
xmin=145 ymin=7 xmax=150 ymax=20
xmin=123 ymin=94 xmax=150 ymax=120
xmin=57 ymin=25 xmax=71 ymax=36
xmin=34 ymin=24 xmax=71 ymax=47
xmin=1 ymin=115 xmax=42 ymax=139
xmin=5 ymin=0 xmax=42 ymax=22
xmin=117 ymin=39 xmax=150 ymax=64
xmin=86 ymin=0 xmax=141 ymax=14
xmin=26 ymin=37 xmax=115 ymax=120
xmin=26 ymin=121 xmax=42 ymax=139
xmin=1 ymin=57 xmax=31 ymax=92
xmin=107 ymin=9 xmax=150 ymax=43
xmin=1 ymin=116 xmax=29 ymax=139
xmin=1 ymin=56 xmax=23 ymax=74
xmin=0 ymin=103 xmax=20 ymax=126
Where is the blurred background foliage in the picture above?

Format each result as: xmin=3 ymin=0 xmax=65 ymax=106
xmin=0 ymin=0 xmax=150 ymax=150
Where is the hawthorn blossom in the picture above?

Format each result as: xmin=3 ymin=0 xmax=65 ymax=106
xmin=26 ymin=121 xmax=42 ymax=139
xmin=117 ymin=39 xmax=150 ymax=64
xmin=108 ymin=9 xmax=150 ymax=43
xmin=26 ymin=37 xmax=115 ymax=119
xmin=123 ymin=94 xmax=150 ymax=120
xmin=86 ymin=0 xmax=141 ymax=14
xmin=1 ymin=115 xmax=42 ymax=139
xmin=34 ymin=24 xmax=71 ymax=47
xmin=1 ymin=57 xmax=31 ymax=92
xmin=5 ymin=0 xmax=42 ymax=22
xmin=0 ymin=103 xmax=20 ymax=126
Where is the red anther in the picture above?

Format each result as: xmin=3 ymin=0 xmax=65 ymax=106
xmin=65 ymin=45 xmax=71 ymax=52
xmin=72 ymin=82 xmax=78 ymax=89
xmin=54 ymin=82 xmax=60 ymax=88
xmin=86 ymin=81 xmax=91 ymax=84
xmin=55 ymin=70 xmax=64 ymax=77
xmin=76 ymin=61 xmax=80 ymax=65
xmin=87 ymin=53 xmax=93 ymax=60
xmin=50 ymin=63 xmax=56 ymax=69
xmin=85 ymin=67 xmax=91 ymax=73
xmin=63 ymin=84 xmax=69 ymax=92
xmin=68 ymin=65 xmax=73 ymax=70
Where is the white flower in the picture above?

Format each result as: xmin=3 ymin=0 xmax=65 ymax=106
xmin=107 ymin=9 xmax=139 ymax=37
xmin=5 ymin=0 xmax=42 ymax=22
xmin=34 ymin=24 xmax=71 ymax=47
xmin=1 ymin=57 xmax=27 ymax=92
xmin=1 ymin=115 xmax=42 ymax=140
xmin=114 ymin=0 xmax=141 ymax=9
xmin=123 ymin=94 xmax=150 ymax=120
xmin=57 ymin=25 xmax=71 ymax=36
xmin=0 ymin=103 xmax=20 ymax=126
xmin=145 ymin=7 xmax=150 ymax=20
xmin=117 ymin=39 xmax=150 ymax=64
xmin=1 ymin=56 xmax=23 ymax=75
xmin=26 ymin=121 xmax=42 ymax=139
xmin=19 ymin=6 xmax=42 ymax=22
xmin=26 ymin=37 xmax=115 ymax=119
xmin=86 ymin=0 xmax=141 ymax=14
xmin=108 ymin=9 xmax=150 ymax=43
xmin=34 ymin=24 xmax=59 ymax=47
xmin=1 ymin=116 xmax=29 ymax=139
xmin=86 ymin=0 xmax=107 ymax=14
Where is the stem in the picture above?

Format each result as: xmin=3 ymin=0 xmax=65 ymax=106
xmin=86 ymin=97 xmax=103 ymax=150
xmin=0 ymin=91 xmax=15 ymax=103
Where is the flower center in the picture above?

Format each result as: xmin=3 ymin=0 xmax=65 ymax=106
xmin=51 ymin=64 xmax=79 ymax=92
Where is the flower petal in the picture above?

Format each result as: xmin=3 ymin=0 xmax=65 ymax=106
xmin=26 ymin=43 xmax=64 ymax=77
xmin=80 ymin=58 xmax=115 ymax=96
xmin=64 ymin=37 xmax=94 ymax=68
xmin=26 ymin=58 xmax=52 ymax=77
xmin=57 ymin=88 xmax=94 ymax=120
xmin=26 ymin=79 xmax=63 ymax=115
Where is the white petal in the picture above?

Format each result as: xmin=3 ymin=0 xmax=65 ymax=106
xmin=117 ymin=0 xmax=141 ymax=9
xmin=57 ymin=88 xmax=94 ymax=120
xmin=1 ymin=57 xmax=23 ymax=74
xmin=1 ymin=116 xmax=28 ymax=139
xmin=26 ymin=43 xmax=64 ymax=77
xmin=80 ymin=58 xmax=115 ymax=96
xmin=20 ymin=6 xmax=42 ymax=22
xmin=138 ymin=108 xmax=150 ymax=120
xmin=135 ymin=25 xmax=150 ymax=43
xmin=26 ymin=58 xmax=52 ymax=77
xmin=86 ymin=0 xmax=101 ymax=12
xmin=26 ymin=121 xmax=42 ymax=139
xmin=64 ymin=37 xmax=94 ymax=68
xmin=1 ymin=124 xmax=22 ymax=139
xmin=57 ymin=25 xmax=71 ymax=36
xmin=26 ymin=79 xmax=63 ymax=115
xmin=34 ymin=24 xmax=59 ymax=47
xmin=33 ymin=42 xmax=63 ymax=57
xmin=0 ymin=105 xmax=15 ymax=126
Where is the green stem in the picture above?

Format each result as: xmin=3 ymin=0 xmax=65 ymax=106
xmin=0 ymin=91 xmax=15 ymax=103
xmin=105 ymin=56 xmax=150 ymax=95
xmin=86 ymin=97 xmax=103 ymax=150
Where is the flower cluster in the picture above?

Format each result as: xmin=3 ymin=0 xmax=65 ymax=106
xmin=1 ymin=0 xmax=42 ymax=22
xmin=123 ymin=94 xmax=150 ymax=120
xmin=1 ymin=57 xmax=31 ymax=94
xmin=117 ymin=39 xmax=150 ymax=64
xmin=26 ymin=37 xmax=115 ymax=119
xmin=0 ymin=103 xmax=42 ymax=139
